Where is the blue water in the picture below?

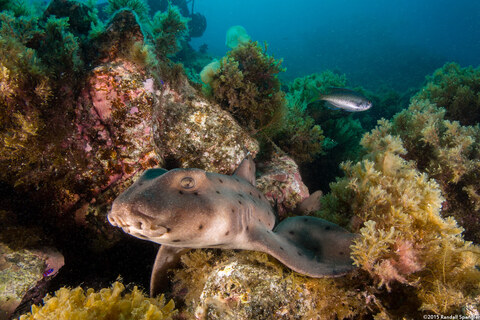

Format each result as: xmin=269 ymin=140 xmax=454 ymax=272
xmin=190 ymin=0 xmax=480 ymax=91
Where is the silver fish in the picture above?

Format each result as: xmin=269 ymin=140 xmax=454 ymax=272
xmin=318 ymin=87 xmax=372 ymax=112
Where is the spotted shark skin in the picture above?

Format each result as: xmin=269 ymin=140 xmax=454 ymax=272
xmin=108 ymin=156 xmax=356 ymax=296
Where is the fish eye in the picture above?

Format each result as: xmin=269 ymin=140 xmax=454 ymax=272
xmin=180 ymin=176 xmax=195 ymax=189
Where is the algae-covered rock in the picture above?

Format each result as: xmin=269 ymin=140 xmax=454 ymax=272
xmin=18 ymin=281 xmax=176 ymax=320
xmin=94 ymin=9 xmax=152 ymax=65
xmin=153 ymin=80 xmax=259 ymax=173
xmin=0 ymin=244 xmax=64 ymax=320
xmin=68 ymin=56 xmax=162 ymax=249
xmin=0 ymin=210 xmax=64 ymax=319
xmin=173 ymin=250 xmax=366 ymax=320
xmin=0 ymin=243 xmax=44 ymax=320
xmin=256 ymin=154 xmax=310 ymax=219
xmin=77 ymin=58 xmax=161 ymax=188
xmin=1 ymin=7 xmax=163 ymax=252
xmin=104 ymin=0 xmax=151 ymax=24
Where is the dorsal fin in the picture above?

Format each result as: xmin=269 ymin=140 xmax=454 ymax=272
xmin=233 ymin=154 xmax=256 ymax=186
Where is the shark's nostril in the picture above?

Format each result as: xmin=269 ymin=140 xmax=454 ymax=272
xmin=115 ymin=217 xmax=123 ymax=225
xmin=107 ymin=214 xmax=117 ymax=226
xmin=134 ymin=221 xmax=143 ymax=229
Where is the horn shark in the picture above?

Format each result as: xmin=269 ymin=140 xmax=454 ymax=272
xmin=108 ymin=156 xmax=356 ymax=297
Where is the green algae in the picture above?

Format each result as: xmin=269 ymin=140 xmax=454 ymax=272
xmin=104 ymin=0 xmax=150 ymax=23
xmin=152 ymin=4 xmax=189 ymax=58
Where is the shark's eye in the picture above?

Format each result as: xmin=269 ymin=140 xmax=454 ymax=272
xmin=180 ymin=176 xmax=195 ymax=189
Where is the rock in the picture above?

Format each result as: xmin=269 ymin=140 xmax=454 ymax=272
xmin=0 ymin=210 xmax=64 ymax=319
xmin=57 ymin=10 xmax=161 ymax=245
xmin=68 ymin=57 xmax=162 ymax=248
xmin=256 ymin=155 xmax=310 ymax=219
xmin=66 ymin=9 xmax=159 ymax=215
xmin=153 ymin=80 xmax=259 ymax=173
xmin=0 ymin=244 xmax=64 ymax=320
xmin=77 ymin=59 xmax=161 ymax=190
xmin=175 ymin=251 xmax=318 ymax=320
xmin=95 ymin=9 xmax=145 ymax=62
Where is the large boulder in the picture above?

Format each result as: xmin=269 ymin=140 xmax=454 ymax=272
xmin=153 ymin=80 xmax=259 ymax=173
xmin=256 ymin=155 xmax=311 ymax=219
xmin=0 ymin=211 xmax=64 ymax=320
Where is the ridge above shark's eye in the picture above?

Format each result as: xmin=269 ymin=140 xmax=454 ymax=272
xmin=180 ymin=176 xmax=195 ymax=189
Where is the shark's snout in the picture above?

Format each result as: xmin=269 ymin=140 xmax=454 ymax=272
xmin=107 ymin=212 xmax=124 ymax=227
xmin=108 ymin=203 xmax=169 ymax=238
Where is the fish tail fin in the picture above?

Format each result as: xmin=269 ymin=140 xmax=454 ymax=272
xmin=307 ymin=96 xmax=321 ymax=105
xmin=306 ymin=87 xmax=323 ymax=105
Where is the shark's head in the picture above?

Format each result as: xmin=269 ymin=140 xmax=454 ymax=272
xmin=108 ymin=167 xmax=227 ymax=247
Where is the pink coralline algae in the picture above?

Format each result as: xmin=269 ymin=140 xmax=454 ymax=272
xmin=74 ymin=59 xmax=161 ymax=203
xmin=256 ymin=155 xmax=310 ymax=219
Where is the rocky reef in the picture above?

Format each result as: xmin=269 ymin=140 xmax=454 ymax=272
xmin=0 ymin=210 xmax=64 ymax=320
xmin=0 ymin=0 xmax=479 ymax=319
xmin=169 ymin=95 xmax=480 ymax=318
xmin=172 ymin=250 xmax=365 ymax=319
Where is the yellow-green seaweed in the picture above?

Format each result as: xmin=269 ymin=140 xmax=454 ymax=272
xmin=318 ymin=111 xmax=480 ymax=315
xmin=368 ymin=98 xmax=480 ymax=243
xmin=19 ymin=281 xmax=177 ymax=320
xmin=206 ymin=40 xmax=286 ymax=135
xmin=414 ymin=62 xmax=480 ymax=126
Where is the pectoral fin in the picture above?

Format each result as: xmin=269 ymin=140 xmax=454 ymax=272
xmin=150 ymin=245 xmax=189 ymax=297
xmin=324 ymin=101 xmax=342 ymax=110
